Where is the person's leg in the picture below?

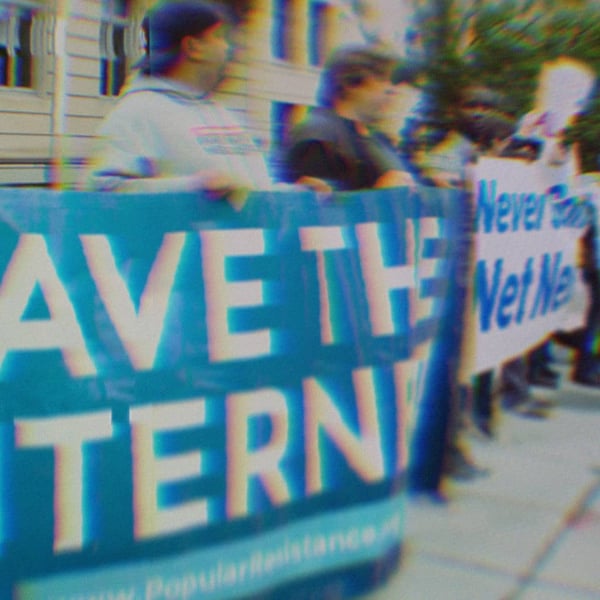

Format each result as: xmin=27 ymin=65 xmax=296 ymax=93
xmin=500 ymin=357 xmax=529 ymax=408
xmin=472 ymin=369 xmax=494 ymax=436
xmin=571 ymin=223 xmax=600 ymax=385
xmin=443 ymin=383 xmax=490 ymax=480
xmin=573 ymin=267 xmax=600 ymax=384
xmin=500 ymin=356 xmax=553 ymax=418
xmin=527 ymin=341 xmax=559 ymax=387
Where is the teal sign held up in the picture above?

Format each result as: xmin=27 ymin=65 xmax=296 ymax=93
xmin=0 ymin=186 xmax=466 ymax=599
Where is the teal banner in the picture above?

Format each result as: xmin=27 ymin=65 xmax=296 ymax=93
xmin=0 ymin=186 xmax=466 ymax=599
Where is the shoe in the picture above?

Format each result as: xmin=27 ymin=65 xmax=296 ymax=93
xmin=408 ymin=490 xmax=449 ymax=505
xmin=444 ymin=446 xmax=491 ymax=481
xmin=572 ymin=371 xmax=600 ymax=387
xmin=528 ymin=364 xmax=560 ymax=387
xmin=553 ymin=329 xmax=584 ymax=349
xmin=528 ymin=397 xmax=556 ymax=408
xmin=510 ymin=398 xmax=553 ymax=419
xmin=534 ymin=364 xmax=560 ymax=379
xmin=503 ymin=394 xmax=555 ymax=408
xmin=528 ymin=372 xmax=559 ymax=388
xmin=473 ymin=418 xmax=494 ymax=439
xmin=447 ymin=461 xmax=491 ymax=481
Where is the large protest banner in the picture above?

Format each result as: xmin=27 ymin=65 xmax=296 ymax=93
xmin=464 ymin=157 xmax=591 ymax=375
xmin=0 ymin=186 xmax=466 ymax=599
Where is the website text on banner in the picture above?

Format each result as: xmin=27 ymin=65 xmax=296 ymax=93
xmin=467 ymin=157 xmax=589 ymax=375
xmin=0 ymin=187 xmax=465 ymax=600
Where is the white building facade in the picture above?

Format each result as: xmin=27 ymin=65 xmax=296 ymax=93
xmin=0 ymin=0 xmax=418 ymax=186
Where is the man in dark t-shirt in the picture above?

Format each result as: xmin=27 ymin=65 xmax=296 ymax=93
xmin=282 ymin=45 xmax=417 ymax=192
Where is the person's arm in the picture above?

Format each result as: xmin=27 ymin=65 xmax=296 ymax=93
xmin=89 ymin=160 xmax=248 ymax=196
xmin=85 ymin=113 xmax=194 ymax=192
xmin=87 ymin=153 xmax=206 ymax=194
xmin=86 ymin=119 xmax=252 ymax=197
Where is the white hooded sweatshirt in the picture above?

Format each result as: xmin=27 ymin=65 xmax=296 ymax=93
xmin=86 ymin=75 xmax=274 ymax=193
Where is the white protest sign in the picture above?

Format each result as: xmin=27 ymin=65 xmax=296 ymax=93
xmin=464 ymin=157 xmax=589 ymax=374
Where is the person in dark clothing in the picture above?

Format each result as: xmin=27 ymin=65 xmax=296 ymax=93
xmin=470 ymin=111 xmax=557 ymax=437
xmin=553 ymin=210 xmax=600 ymax=385
xmin=515 ymin=58 xmax=600 ymax=387
xmin=86 ymin=0 xmax=274 ymax=200
xmin=281 ymin=45 xmax=417 ymax=192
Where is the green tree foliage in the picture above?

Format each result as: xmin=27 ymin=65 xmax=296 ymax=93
xmin=463 ymin=1 xmax=543 ymax=117
xmin=542 ymin=6 xmax=600 ymax=171
xmin=416 ymin=0 xmax=600 ymax=171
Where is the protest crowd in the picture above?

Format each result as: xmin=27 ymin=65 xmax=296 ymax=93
xmin=2 ymin=0 xmax=600 ymax=597
xmin=86 ymin=0 xmax=600 ymax=498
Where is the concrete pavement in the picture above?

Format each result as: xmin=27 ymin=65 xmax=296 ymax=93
xmin=362 ymin=348 xmax=600 ymax=600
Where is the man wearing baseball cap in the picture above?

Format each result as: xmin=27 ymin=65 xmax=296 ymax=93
xmin=86 ymin=0 xmax=273 ymax=201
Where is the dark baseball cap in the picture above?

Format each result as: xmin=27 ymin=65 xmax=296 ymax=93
xmin=141 ymin=0 xmax=227 ymax=72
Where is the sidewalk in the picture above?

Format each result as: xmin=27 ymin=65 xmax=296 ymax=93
xmin=362 ymin=352 xmax=600 ymax=600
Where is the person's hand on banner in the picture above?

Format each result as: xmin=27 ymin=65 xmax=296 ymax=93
xmin=193 ymin=170 xmax=250 ymax=209
xmin=374 ymin=170 xmax=416 ymax=190
xmin=296 ymin=175 xmax=334 ymax=203
xmin=430 ymin=170 xmax=464 ymax=190
xmin=296 ymin=175 xmax=333 ymax=194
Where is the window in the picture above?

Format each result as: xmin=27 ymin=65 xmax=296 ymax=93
xmin=271 ymin=0 xmax=339 ymax=65
xmin=0 ymin=2 xmax=41 ymax=88
xmin=271 ymin=0 xmax=292 ymax=61
xmin=308 ymin=1 xmax=329 ymax=66
xmin=100 ymin=0 xmax=137 ymax=96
